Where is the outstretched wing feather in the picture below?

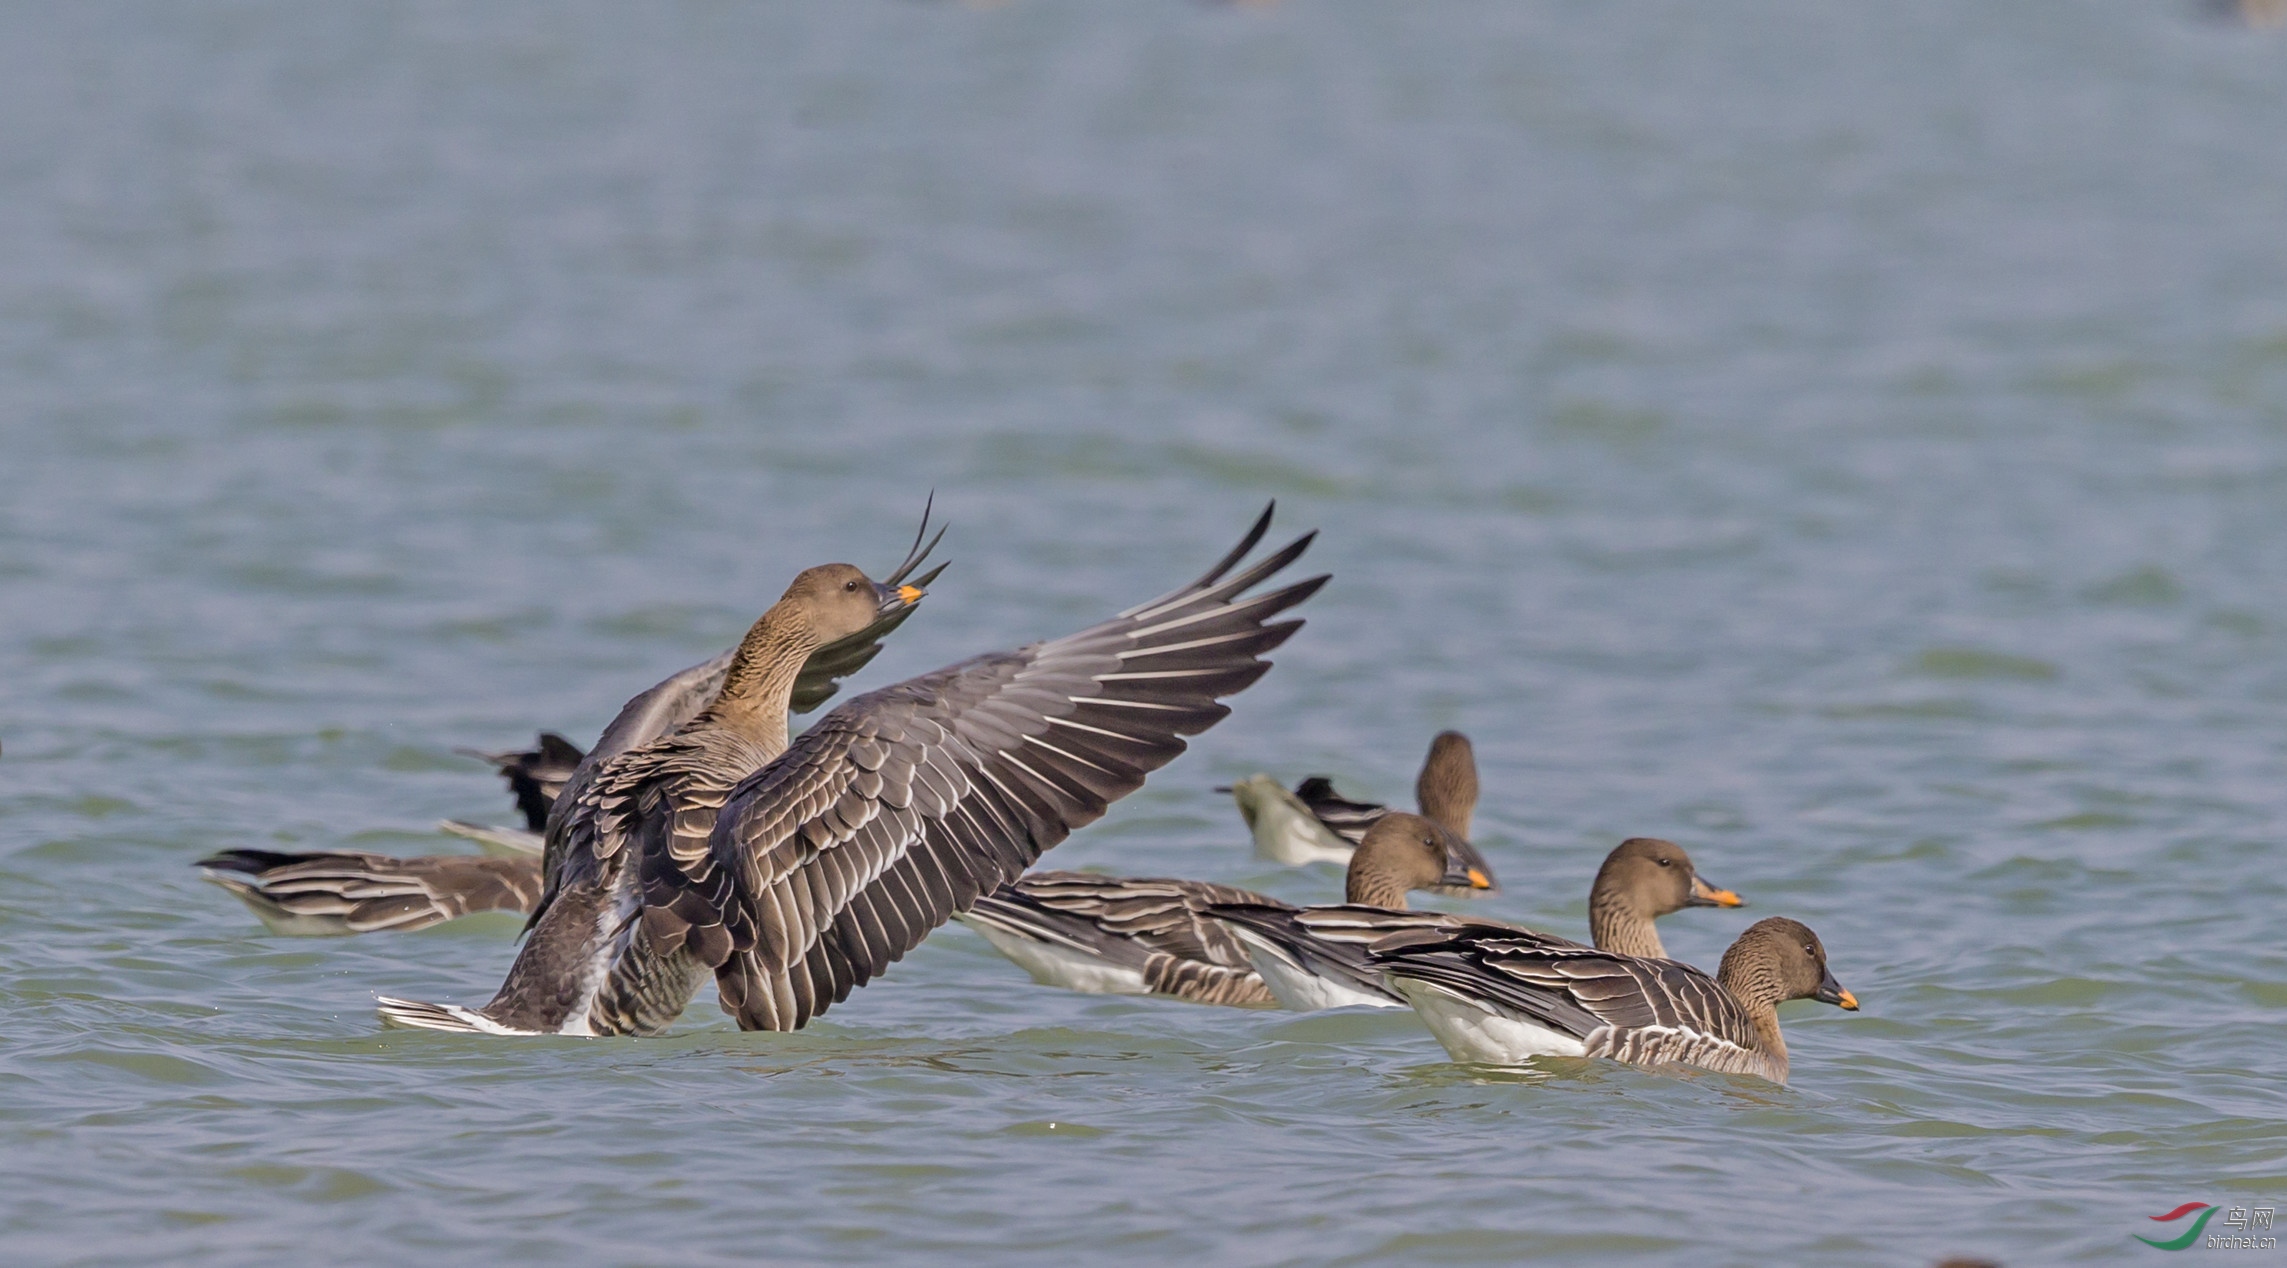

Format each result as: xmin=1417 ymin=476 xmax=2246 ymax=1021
xmin=697 ymin=517 xmax=1324 ymax=1031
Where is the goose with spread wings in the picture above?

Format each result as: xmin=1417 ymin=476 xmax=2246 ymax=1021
xmin=377 ymin=506 xmax=1325 ymax=1036
xmin=193 ymin=512 xmax=947 ymax=938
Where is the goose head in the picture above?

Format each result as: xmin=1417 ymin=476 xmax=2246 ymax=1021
xmin=1718 ymin=916 xmax=1858 ymax=1012
xmin=1346 ymin=811 xmax=1493 ymax=908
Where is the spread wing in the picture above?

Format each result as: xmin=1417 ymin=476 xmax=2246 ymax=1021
xmin=690 ymin=506 xmax=1326 ymax=1030
xmin=1372 ymin=926 xmax=1753 ymax=1050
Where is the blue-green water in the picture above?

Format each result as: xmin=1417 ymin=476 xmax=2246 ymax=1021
xmin=4 ymin=3 xmax=2285 ymax=1263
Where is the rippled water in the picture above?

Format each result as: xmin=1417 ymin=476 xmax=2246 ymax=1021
xmin=5 ymin=3 xmax=2286 ymax=1263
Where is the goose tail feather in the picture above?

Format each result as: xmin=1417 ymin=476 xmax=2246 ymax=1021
xmin=375 ymin=996 xmax=536 ymax=1036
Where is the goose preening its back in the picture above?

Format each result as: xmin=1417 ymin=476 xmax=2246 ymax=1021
xmin=954 ymin=808 xmax=1490 ymax=1008
xmin=1222 ymin=732 xmax=1499 ymax=896
xmin=192 ymin=509 xmax=949 ymax=938
xmin=1372 ymin=915 xmax=1857 ymax=1084
xmin=374 ymin=506 xmax=1326 ymax=1036
xmin=1206 ymin=836 xmax=1742 ymax=1012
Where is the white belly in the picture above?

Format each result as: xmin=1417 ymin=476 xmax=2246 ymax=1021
xmin=1230 ymin=931 xmax=1403 ymax=1011
xmin=958 ymin=918 xmax=1151 ymax=996
xmin=1257 ymin=818 xmax=1357 ymax=868
xmin=1231 ymin=778 xmax=1356 ymax=866
xmin=1391 ymin=979 xmax=1589 ymax=1064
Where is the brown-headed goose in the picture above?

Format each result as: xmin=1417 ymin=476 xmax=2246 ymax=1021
xmin=1373 ymin=915 xmax=1857 ymax=1084
xmin=193 ymin=511 xmax=947 ymax=936
xmin=1205 ymin=836 xmax=1741 ymax=1012
xmin=374 ymin=505 xmax=1325 ymax=1035
xmin=1223 ymin=732 xmax=1499 ymax=894
xmin=953 ymin=808 xmax=1491 ymax=1008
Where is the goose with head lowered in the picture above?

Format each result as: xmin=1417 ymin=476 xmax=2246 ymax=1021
xmin=955 ymin=807 xmax=1491 ymax=1008
xmin=1205 ymin=835 xmax=1742 ymax=1012
xmin=192 ymin=509 xmax=948 ymax=937
xmin=374 ymin=506 xmax=1325 ymax=1036
xmin=1372 ymin=915 xmax=1857 ymax=1084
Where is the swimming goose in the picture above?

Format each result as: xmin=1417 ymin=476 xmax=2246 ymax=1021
xmin=952 ymin=808 xmax=1491 ymax=1007
xmin=1206 ymin=836 xmax=1741 ymax=1011
xmin=199 ymin=734 xmax=590 ymax=933
xmin=1225 ymin=733 xmax=1496 ymax=895
xmin=375 ymin=505 xmax=1325 ymax=1036
xmin=194 ymin=511 xmax=947 ymax=937
xmin=1372 ymin=915 xmax=1857 ymax=1084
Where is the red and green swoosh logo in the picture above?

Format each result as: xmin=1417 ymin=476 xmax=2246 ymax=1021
xmin=2136 ymin=1203 xmax=2217 ymax=1250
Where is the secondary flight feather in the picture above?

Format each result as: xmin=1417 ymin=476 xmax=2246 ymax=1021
xmin=376 ymin=504 xmax=1325 ymax=1036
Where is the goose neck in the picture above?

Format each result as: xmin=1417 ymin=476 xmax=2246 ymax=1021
xmin=1588 ymin=893 xmax=1668 ymax=959
xmin=696 ymin=601 xmax=818 ymax=749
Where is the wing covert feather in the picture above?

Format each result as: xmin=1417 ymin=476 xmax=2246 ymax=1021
xmin=700 ymin=512 xmax=1325 ymax=1030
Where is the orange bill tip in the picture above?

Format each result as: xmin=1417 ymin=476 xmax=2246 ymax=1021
xmin=1837 ymin=988 xmax=1860 ymax=1011
xmin=897 ymin=585 xmax=925 ymax=603
xmin=1691 ymin=877 xmax=1745 ymax=907
xmin=1467 ymin=868 xmax=1492 ymax=889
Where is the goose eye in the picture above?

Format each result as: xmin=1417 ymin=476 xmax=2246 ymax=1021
xmin=844 ymin=580 xmax=859 ymax=592
xmin=1655 ymin=857 xmax=1672 ymax=867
